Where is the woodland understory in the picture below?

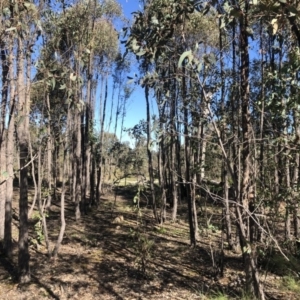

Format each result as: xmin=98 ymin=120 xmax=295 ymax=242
xmin=1 ymin=1 xmax=300 ymax=300
xmin=0 ymin=186 xmax=300 ymax=300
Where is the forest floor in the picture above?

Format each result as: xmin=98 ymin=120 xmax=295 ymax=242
xmin=0 ymin=184 xmax=300 ymax=300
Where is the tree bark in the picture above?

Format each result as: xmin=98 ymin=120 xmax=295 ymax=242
xmin=0 ymin=38 xmax=10 ymax=243
xmin=17 ymin=36 xmax=30 ymax=283
xmin=145 ymin=85 xmax=158 ymax=222
xmin=239 ymin=5 xmax=264 ymax=299
xmin=3 ymin=41 xmax=14 ymax=256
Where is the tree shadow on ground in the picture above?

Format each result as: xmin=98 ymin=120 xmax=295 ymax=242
xmin=0 ymin=185 xmax=291 ymax=300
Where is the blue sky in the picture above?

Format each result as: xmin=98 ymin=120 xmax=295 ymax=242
xmin=98 ymin=0 xmax=158 ymax=147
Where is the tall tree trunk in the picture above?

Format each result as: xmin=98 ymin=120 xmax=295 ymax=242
xmin=145 ymin=85 xmax=158 ymax=222
xmin=97 ymin=75 xmax=108 ymax=202
xmin=37 ymin=144 xmax=50 ymax=255
xmin=83 ymin=51 xmax=94 ymax=206
xmin=184 ymin=74 xmax=196 ymax=246
xmin=0 ymin=39 xmax=10 ymax=243
xmin=292 ymin=109 xmax=300 ymax=239
xmin=218 ymin=20 xmax=233 ymax=250
xmin=159 ymin=149 xmax=167 ymax=223
xmin=170 ymin=79 xmax=178 ymax=221
xmin=157 ymin=94 xmax=167 ymax=222
xmin=239 ymin=6 xmax=264 ymax=299
xmin=46 ymin=94 xmax=52 ymax=209
xmin=75 ymin=109 xmax=82 ymax=220
xmin=4 ymin=43 xmax=15 ymax=257
xmin=17 ymin=37 xmax=30 ymax=283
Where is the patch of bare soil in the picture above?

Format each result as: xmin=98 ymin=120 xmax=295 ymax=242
xmin=0 ymin=186 xmax=299 ymax=300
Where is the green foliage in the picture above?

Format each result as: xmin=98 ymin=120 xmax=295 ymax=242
xmin=32 ymin=212 xmax=48 ymax=245
xmin=125 ymin=0 xmax=196 ymax=61
xmin=207 ymin=223 xmax=219 ymax=233
xmin=281 ymin=275 xmax=300 ymax=294
xmin=210 ymin=293 xmax=229 ymax=300
xmin=153 ymin=226 xmax=167 ymax=234
xmin=133 ymin=184 xmax=144 ymax=208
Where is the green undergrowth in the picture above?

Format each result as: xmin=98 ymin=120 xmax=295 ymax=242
xmin=281 ymin=275 xmax=300 ymax=294
xmin=260 ymin=251 xmax=300 ymax=276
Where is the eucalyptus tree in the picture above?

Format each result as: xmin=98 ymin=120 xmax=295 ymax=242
xmin=125 ymin=0 xmax=268 ymax=297
xmin=40 ymin=0 xmax=121 ymax=218
xmin=126 ymin=0 xmax=300 ymax=298
xmin=16 ymin=1 xmax=42 ymax=283
xmin=0 ymin=4 xmax=15 ymax=256
xmin=0 ymin=2 xmax=11 ymax=246
xmin=126 ymin=0 xmax=190 ymax=224
xmin=126 ymin=120 xmax=149 ymax=178
xmin=0 ymin=0 xmax=42 ymax=283
xmin=126 ymin=0 xmax=221 ymax=235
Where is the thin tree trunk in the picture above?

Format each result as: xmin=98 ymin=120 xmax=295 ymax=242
xmin=0 ymin=38 xmax=10 ymax=243
xmin=4 ymin=42 xmax=14 ymax=257
xmin=46 ymin=93 xmax=52 ymax=209
xmin=52 ymin=152 xmax=67 ymax=258
xmin=293 ymin=117 xmax=300 ymax=239
xmin=75 ymin=109 xmax=82 ymax=220
xmin=145 ymin=85 xmax=158 ymax=222
xmin=97 ymin=75 xmax=108 ymax=201
xmin=218 ymin=20 xmax=234 ymax=250
xmin=37 ymin=145 xmax=50 ymax=255
xmin=52 ymin=117 xmax=69 ymax=258
xmin=158 ymin=110 xmax=167 ymax=222
xmin=170 ymin=88 xmax=178 ymax=221
xmin=184 ymin=74 xmax=196 ymax=246
xmin=28 ymin=131 xmax=38 ymax=219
